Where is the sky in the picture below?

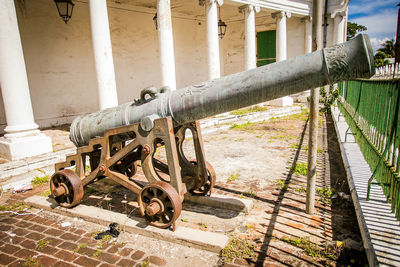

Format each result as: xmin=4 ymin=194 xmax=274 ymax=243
xmin=348 ymin=0 xmax=398 ymax=52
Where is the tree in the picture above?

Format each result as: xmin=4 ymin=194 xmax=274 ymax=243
xmin=374 ymin=51 xmax=390 ymax=67
xmin=377 ymin=39 xmax=395 ymax=58
xmin=347 ymin=22 xmax=367 ymax=41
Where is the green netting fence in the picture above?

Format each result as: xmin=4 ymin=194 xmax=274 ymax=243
xmin=338 ymin=79 xmax=400 ymax=221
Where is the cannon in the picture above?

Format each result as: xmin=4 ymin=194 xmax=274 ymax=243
xmin=50 ymin=34 xmax=374 ymax=229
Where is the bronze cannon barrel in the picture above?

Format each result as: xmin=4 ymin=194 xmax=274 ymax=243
xmin=70 ymin=34 xmax=375 ymax=147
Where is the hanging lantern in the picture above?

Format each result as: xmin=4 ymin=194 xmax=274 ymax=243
xmin=54 ymin=0 xmax=74 ymax=24
xmin=153 ymin=13 xmax=158 ymax=30
xmin=218 ymin=7 xmax=227 ymax=39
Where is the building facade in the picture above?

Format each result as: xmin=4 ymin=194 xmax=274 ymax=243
xmin=0 ymin=0 xmax=348 ymax=160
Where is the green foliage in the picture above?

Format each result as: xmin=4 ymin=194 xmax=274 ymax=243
xmin=23 ymin=257 xmax=42 ymax=267
xmin=38 ymin=190 xmax=51 ymax=197
xmin=346 ymin=22 xmax=367 ymax=40
xmin=31 ymin=175 xmax=49 ymax=186
xmin=242 ymin=190 xmax=256 ymax=198
xmin=295 ymin=186 xmax=307 ymax=193
xmin=230 ymin=105 xmax=269 ymax=116
xmin=0 ymin=202 xmax=29 ymax=211
xmin=374 ymin=40 xmax=395 ymax=67
xmin=97 ymin=234 xmax=113 ymax=248
xmin=229 ymin=121 xmax=254 ymax=130
xmin=227 ymin=174 xmax=240 ymax=182
xmin=141 ymin=261 xmax=150 ymax=267
xmin=221 ymin=237 xmax=256 ymax=262
xmin=74 ymin=243 xmax=88 ymax=253
xmin=281 ymin=236 xmax=343 ymax=260
xmin=320 ymin=85 xmax=338 ymax=114
xmin=290 ymin=163 xmax=308 ymax=176
xmin=377 ymin=39 xmax=395 ymax=58
xmin=92 ymin=249 xmax=102 ymax=257
xmin=316 ymin=186 xmax=334 ymax=204
xmin=374 ymin=51 xmax=390 ymax=67
xmin=36 ymin=239 xmax=51 ymax=250
xmin=277 ymin=179 xmax=288 ymax=190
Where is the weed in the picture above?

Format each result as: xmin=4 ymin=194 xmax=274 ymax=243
xmin=31 ymin=175 xmax=49 ymax=186
xmin=227 ymin=174 xmax=240 ymax=182
xmin=290 ymin=163 xmax=308 ymax=176
xmin=92 ymin=249 xmax=102 ymax=257
xmin=317 ymin=148 xmax=324 ymax=153
xmin=221 ymin=237 xmax=256 ymax=262
xmin=23 ymin=257 xmax=42 ymax=267
xmin=290 ymin=143 xmax=301 ymax=149
xmin=242 ymin=190 xmax=256 ymax=198
xmin=86 ymin=187 xmax=98 ymax=194
xmin=141 ymin=261 xmax=150 ymax=267
xmin=230 ymin=105 xmax=269 ymax=116
xmin=234 ymin=138 xmax=244 ymax=142
xmin=284 ymin=109 xmax=309 ymax=121
xmin=198 ymin=223 xmax=208 ymax=231
xmin=281 ymin=237 xmax=320 ymax=258
xmin=38 ymin=190 xmax=51 ymax=197
xmin=295 ymin=186 xmax=307 ymax=193
xmin=0 ymin=202 xmax=29 ymax=211
xmin=74 ymin=243 xmax=88 ymax=253
xmin=36 ymin=239 xmax=50 ymax=250
xmin=280 ymin=236 xmax=342 ymax=260
xmin=97 ymin=234 xmax=113 ymax=248
xmin=316 ymin=187 xmax=334 ymax=204
xmin=229 ymin=121 xmax=254 ymax=130
xmin=276 ymin=179 xmax=288 ymax=190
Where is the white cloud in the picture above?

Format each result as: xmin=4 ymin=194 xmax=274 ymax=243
xmin=350 ymin=9 xmax=396 ymax=41
xmin=370 ymin=37 xmax=390 ymax=52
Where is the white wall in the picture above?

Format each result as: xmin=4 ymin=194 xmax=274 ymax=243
xmin=0 ymin=0 xmax=312 ymax=133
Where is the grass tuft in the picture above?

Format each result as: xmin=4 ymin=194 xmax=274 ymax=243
xmin=221 ymin=237 xmax=256 ymax=262
xmin=31 ymin=175 xmax=49 ymax=186
xmin=290 ymin=163 xmax=308 ymax=176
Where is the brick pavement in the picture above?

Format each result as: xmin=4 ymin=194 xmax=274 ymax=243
xmin=0 ymin=210 xmax=166 ymax=267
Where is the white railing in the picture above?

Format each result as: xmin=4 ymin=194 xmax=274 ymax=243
xmin=372 ymin=63 xmax=400 ymax=79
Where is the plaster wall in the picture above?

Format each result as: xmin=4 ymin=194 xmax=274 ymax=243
xmin=0 ymin=1 xmax=311 ymax=134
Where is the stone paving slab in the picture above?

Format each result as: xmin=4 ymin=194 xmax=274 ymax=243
xmin=332 ymin=107 xmax=400 ymax=266
xmin=184 ymin=192 xmax=253 ymax=213
xmin=0 ymin=208 xmax=219 ymax=267
xmin=25 ymin=195 xmax=229 ymax=253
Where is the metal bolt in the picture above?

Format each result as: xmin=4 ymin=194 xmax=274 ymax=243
xmin=142 ymin=145 xmax=151 ymax=155
xmin=99 ymin=165 xmax=106 ymax=173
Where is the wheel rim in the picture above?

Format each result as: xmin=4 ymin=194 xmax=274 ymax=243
xmin=50 ymin=169 xmax=84 ymax=208
xmin=138 ymin=181 xmax=182 ymax=229
xmin=189 ymin=161 xmax=216 ymax=196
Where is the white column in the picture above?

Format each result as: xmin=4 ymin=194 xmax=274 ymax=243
xmin=273 ymin=11 xmax=291 ymax=62
xmin=0 ymin=0 xmax=52 ymax=160
xmin=269 ymin=11 xmax=293 ymax=107
xmin=157 ymin=0 xmax=176 ymax=90
xmin=200 ymin=0 xmax=222 ymax=80
xmin=303 ymin=17 xmax=312 ymax=54
xmin=333 ymin=13 xmax=345 ymax=44
xmin=89 ymin=0 xmax=118 ymax=110
xmin=239 ymin=4 xmax=260 ymax=70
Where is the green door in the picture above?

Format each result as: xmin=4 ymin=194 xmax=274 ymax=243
xmin=256 ymin=30 xmax=276 ymax=67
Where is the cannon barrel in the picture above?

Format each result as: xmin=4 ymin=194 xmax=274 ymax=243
xmin=71 ymin=34 xmax=374 ymax=147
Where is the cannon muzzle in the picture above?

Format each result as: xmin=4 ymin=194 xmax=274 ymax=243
xmin=71 ymin=34 xmax=374 ymax=147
